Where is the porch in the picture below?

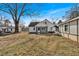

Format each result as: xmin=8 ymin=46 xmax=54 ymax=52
xmin=36 ymin=27 xmax=48 ymax=34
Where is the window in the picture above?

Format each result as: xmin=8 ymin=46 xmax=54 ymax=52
xmin=45 ymin=22 xmax=47 ymax=24
xmin=38 ymin=28 xmax=40 ymax=30
xmin=33 ymin=28 xmax=35 ymax=30
xmin=64 ymin=25 xmax=68 ymax=31
xmin=11 ymin=28 xmax=12 ymax=31
xmin=51 ymin=27 xmax=52 ymax=30
xmin=42 ymin=27 xmax=45 ymax=30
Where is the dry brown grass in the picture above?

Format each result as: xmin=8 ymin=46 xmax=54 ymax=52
xmin=0 ymin=32 xmax=79 ymax=56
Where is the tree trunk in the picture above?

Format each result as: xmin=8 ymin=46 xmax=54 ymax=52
xmin=15 ymin=21 xmax=19 ymax=33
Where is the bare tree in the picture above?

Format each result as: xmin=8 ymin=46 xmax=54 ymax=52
xmin=0 ymin=3 xmax=40 ymax=33
xmin=65 ymin=4 xmax=79 ymax=20
xmin=0 ymin=3 xmax=27 ymax=33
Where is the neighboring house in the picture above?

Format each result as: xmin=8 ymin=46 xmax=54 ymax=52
xmin=0 ymin=19 xmax=14 ymax=33
xmin=29 ymin=22 xmax=39 ymax=33
xmin=0 ymin=16 xmax=25 ymax=33
xmin=29 ymin=19 xmax=57 ymax=34
xmin=58 ymin=17 xmax=79 ymax=42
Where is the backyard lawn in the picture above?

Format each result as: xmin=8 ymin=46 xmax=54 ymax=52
xmin=0 ymin=32 xmax=79 ymax=56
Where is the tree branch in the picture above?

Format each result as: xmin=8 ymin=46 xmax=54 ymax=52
xmin=18 ymin=4 xmax=26 ymax=21
xmin=9 ymin=9 xmax=15 ymax=21
xmin=15 ymin=3 xmax=18 ymax=21
xmin=0 ymin=9 xmax=10 ymax=14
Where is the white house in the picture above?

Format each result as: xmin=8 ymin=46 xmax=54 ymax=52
xmin=0 ymin=16 xmax=25 ymax=33
xmin=0 ymin=18 xmax=15 ymax=33
xmin=28 ymin=19 xmax=58 ymax=34
xmin=29 ymin=22 xmax=39 ymax=33
xmin=58 ymin=17 xmax=79 ymax=42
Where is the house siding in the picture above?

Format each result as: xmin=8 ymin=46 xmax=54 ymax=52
xmin=59 ymin=17 xmax=79 ymax=42
xmin=70 ymin=21 xmax=77 ymax=35
xmin=78 ymin=19 xmax=79 ymax=35
xmin=29 ymin=27 xmax=36 ymax=33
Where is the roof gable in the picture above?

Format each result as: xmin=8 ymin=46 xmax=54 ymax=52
xmin=35 ymin=19 xmax=54 ymax=27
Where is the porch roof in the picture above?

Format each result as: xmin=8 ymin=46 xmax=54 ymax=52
xmin=58 ymin=16 xmax=79 ymax=26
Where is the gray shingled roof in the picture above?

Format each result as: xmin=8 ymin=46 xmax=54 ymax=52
xmin=29 ymin=22 xmax=39 ymax=27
